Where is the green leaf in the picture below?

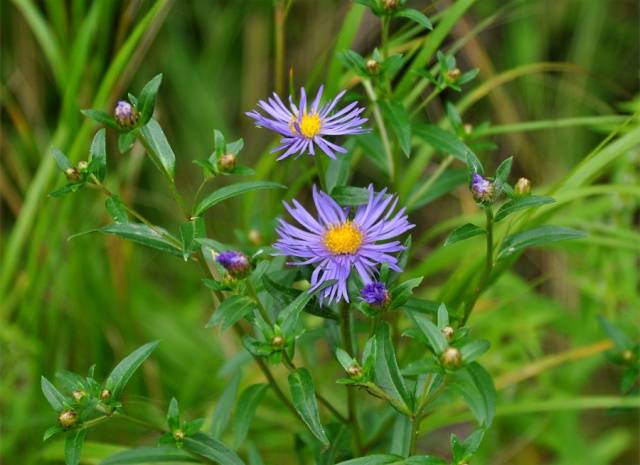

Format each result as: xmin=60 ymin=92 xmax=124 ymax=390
xmin=379 ymin=100 xmax=412 ymax=157
xmin=167 ymin=397 xmax=180 ymax=432
xmin=80 ymin=223 xmax=182 ymax=257
xmin=355 ymin=133 xmax=389 ymax=174
xmin=444 ymin=223 xmax=485 ymax=246
xmin=180 ymin=217 xmax=205 ymax=261
xmin=335 ymin=455 xmax=403 ymax=465
xmin=140 ymin=119 xmax=176 ymax=182
xmin=138 ymin=74 xmax=163 ymax=124
xmin=597 ymin=315 xmax=631 ymax=350
xmin=436 ymin=304 xmax=449 ymax=329
xmin=195 ymin=181 xmax=286 ymax=216
xmin=64 ymin=430 xmax=87 ymax=465
xmin=450 ymin=362 xmax=496 ymax=426
xmin=233 ymin=384 xmax=268 ymax=448
xmin=277 ymin=279 xmax=335 ymax=335
xmin=374 ymin=323 xmax=412 ymax=414
xmin=106 ymin=341 xmax=160 ymax=400
xmin=41 ymin=376 xmax=66 ymax=411
xmin=81 ymin=109 xmax=119 ymax=129
xmin=331 ymin=186 xmax=370 ymax=207
xmin=494 ymin=156 xmax=513 ymax=189
xmin=389 ymin=277 xmax=423 ymax=310
xmin=52 ymin=148 xmax=72 ymax=171
xmin=406 ymin=311 xmax=447 ymax=355
xmin=395 ymin=8 xmax=432 ymax=30
xmin=498 ymin=225 xmax=586 ymax=259
xmin=389 ymin=413 xmax=411 ymax=456
xmin=43 ymin=425 xmax=64 ymax=442
xmin=206 ymin=296 xmax=256 ymax=331
xmin=210 ymin=372 xmax=241 ymax=439
xmin=89 ymin=129 xmax=107 ymax=181
xmin=226 ymin=138 xmax=244 ymax=155
xmin=183 ymin=432 xmax=246 ymax=465
xmin=494 ymin=196 xmax=555 ymax=222
xmin=335 ymin=348 xmax=356 ymax=372
xmin=288 ymin=368 xmax=330 ymax=446
xmin=414 ymin=124 xmax=482 ymax=171
xmin=118 ymin=131 xmax=136 ymax=153
xmin=100 ymin=446 xmax=198 ymax=464
xmin=407 ymin=168 xmax=468 ymax=211
xmin=105 ymin=196 xmax=129 ymax=223
xmin=451 ymin=428 xmax=485 ymax=464
xmin=460 ymin=340 xmax=490 ymax=363
xmin=405 ymin=456 xmax=447 ymax=465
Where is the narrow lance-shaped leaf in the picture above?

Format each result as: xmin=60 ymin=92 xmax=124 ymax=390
xmin=444 ymin=223 xmax=485 ymax=246
xmin=460 ymin=340 xmax=490 ymax=364
xmin=52 ymin=148 xmax=72 ymax=171
xmin=72 ymin=223 xmax=182 ymax=257
xmin=210 ymin=372 xmax=241 ymax=439
xmin=494 ymin=196 xmax=555 ymax=222
xmin=373 ymin=323 xmax=413 ymax=414
xmin=406 ymin=311 xmax=447 ymax=354
xmin=183 ymin=432 xmax=246 ymax=465
xmin=498 ymin=225 xmax=586 ymax=259
xmin=395 ymin=8 xmax=433 ymax=30
xmin=140 ymin=119 xmax=176 ymax=182
xmin=195 ymin=181 xmax=286 ymax=216
xmin=138 ymin=74 xmax=163 ymax=125
xmin=450 ymin=362 xmax=496 ymax=426
xmin=414 ymin=124 xmax=482 ymax=173
xmin=206 ymin=296 xmax=256 ymax=331
xmin=277 ymin=279 xmax=336 ymax=335
xmin=288 ymin=368 xmax=330 ymax=446
xmin=41 ymin=376 xmax=67 ymax=411
xmin=233 ymin=384 xmax=268 ymax=448
xmin=380 ymin=100 xmax=412 ymax=157
xmin=89 ymin=128 xmax=107 ymax=181
xmin=64 ymin=430 xmax=87 ymax=465
xmin=100 ymin=446 xmax=199 ymax=464
xmin=81 ymin=109 xmax=119 ymax=130
xmin=167 ymin=397 xmax=180 ymax=432
xmin=106 ymin=340 xmax=160 ymax=400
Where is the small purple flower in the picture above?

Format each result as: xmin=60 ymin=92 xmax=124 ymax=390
xmin=114 ymin=100 xmax=139 ymax=129
xmin=216 ymin=250 xmax=250 ymax=278
xmin=470 ymin=173 xmax=495 ymax=203
xmin=246 ymin=85 xmax=369 ymax=160
xmin=274 ymin=185 xmax=414 ymax=304
xmin=361 ymin=282 xmax=390 ymax=307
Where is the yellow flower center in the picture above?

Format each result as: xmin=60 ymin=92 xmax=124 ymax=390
xmin=323 ymin=221 xmax=363 ymax=255
xmin=291 ymin=113 xmax=322 ymax=138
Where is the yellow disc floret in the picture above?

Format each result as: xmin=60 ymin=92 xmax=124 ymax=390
xmin=291 ymin=113 xmax=322 ymax=139
xmin=323 ymin=221 xmax=363 ymax=255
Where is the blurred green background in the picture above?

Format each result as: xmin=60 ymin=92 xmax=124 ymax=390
xmin=1 ymin=0 xmax=639 ymax=463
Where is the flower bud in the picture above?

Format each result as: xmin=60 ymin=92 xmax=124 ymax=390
xmin=441 ymin=347 xmax=462 ymax=368
xmin=622 ymin=349 xmax=635 ymax=362
xmin=366 ymin=59 xmax=380 ymax=75
xmin=271 ymin=335 xmax=285 ymax=348
xmin=360 ymin=282 xmax=390 ymax=308
xmin=58 ymin=410 xmax=78 ymax=428
xmin=514 ymin=177 xmax=531 ymax=196
xmin=470 ymin=173 xmax=495 ymax=204
xmin=383 ymin=0 xmax=399 ymax=11
xmin=114 ymin=100 xmax=139 ymax=130
xmin=173 ymin=429 xmax=185 ymax=441
xmin=216 ymin=250 xmax=250 ymax=278
xmin=217 ymin=153 xmax=236 ymax=173
xmin=347 ymin=365 xmax=363 ymax=379
xmin=446 ymin=68 xmax=461 ymax=81
xmin=72 ymin=390 xmax=86 ymax=402
xmin=463 ymin=123 xmax=473 ymax=135
xmin=65 ymin=167 xmax=81 ymax=182
xmin=442 ymin=326 xmax=454 ymax=341
xmin=248 ymin=229 xmax=262 ymax=245
xmin=77 ymin=160 xmax=89 ymax=172
xmin=100 ymin=389 xmax=112 ymax=401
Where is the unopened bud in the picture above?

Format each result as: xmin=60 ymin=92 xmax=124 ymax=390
xmin=114 ymin=100 xmax=139 ymax=130
xmin=248 ymin=229 xmax=262 ymax=245
xmin=360 ymin=282 xmax=390 ymax=308
xmin=77 ymin=160 xmax=89 ymax=172
xmin=65 ymin=167 xmax=81 ymax=182
xmin=72 ymin=390 xmax=86 ymax=401
xmin=470 ymin=173 xmax=495 ymax=204
xmin=347 ymin=365 xmax=363 ymax=378
xmin=217 ymin=153 xmax=236 ymax=173
xmin=100 ymin=389 xmax=112 ymax=401
xmin=514 ymin=177 xmax=531 ymax=196
xmin=442 ymin=326 xmax=454 ymax=341
xmin=383 ymin=0 xmax=399 ymax=11
xmin=441 ymin=347 xmax=462 ymax=368
xmin=173 ymin=429 xmax=185 ymax=441
xmin=271 ymin=335 xmax=285 ymax=348
xmin=463 ymin=123 xmax=473 ymax=135
xmin=58 ymin=410 xmax=78 ymax=428
xmin=366 ymin=59 xmax=380 ymax=75
xmin=216 ymin=250 xmax=250 ymax=278
xmin=622 ymin=349 xmax=635 ymax=362
xmin=446 ymin=68 xmax=461 ymax=81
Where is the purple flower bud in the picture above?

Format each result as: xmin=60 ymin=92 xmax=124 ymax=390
xmin=216 ymin=250 xmax=250 ymax=278
xmin=360 ymin=282 xmax=390 ymax=308
xmin=470 ymin=173 xmax=495 ymax=203
xmin=114 ymin=100 xmax=139 ymax=129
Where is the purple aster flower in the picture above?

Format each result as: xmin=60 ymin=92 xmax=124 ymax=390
xmin=274 ymin=185 xmax=414 ymax=304
xmin=470 ymin=173 xmax=495 ymax=203
xmin=246 ymin=85 xmax=369 ymax=160
xmin=361 ymin=282 xmax=390 ymax=307
xmin=216 ymin=250 xmax=250 ymax=278
xmin=114 ymin=100 xmax=139 ymax=129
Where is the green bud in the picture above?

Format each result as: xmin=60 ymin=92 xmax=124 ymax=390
xmin=514 ymin=177 xmax=531 ymax=196
xmin=442 ymin=326 xmax=454 ymax=341
xmin=58 ymin=410 xmax=78 ymax=428
xmin=217 ymin=153 xmax=236 ymax=173
xmin=347 ymin=365 xmax=363 ymax=379
xmin=441 ymin=347 xmax=462 ymax=368
xmin=446 ymin=68 xmax=461 ymax=81
xmin=100 ymin=389 xmax=112 ymax=401
xmin=72 ymin=390 xmax=86 ymax=401
xmin=173 ymin=429 xmax=185 ymax=441
xmin=65 ymin=167 xmax=81 ymax=182
xmin=383 ymin=0 xmax=399 ymax=11
xmin=366 ymin=59 xmax=380 ymax=75
xmin=77 ymin=160 xmax=89 ymax=172
xmin=271 ymin=335 xmax=285 ymax=348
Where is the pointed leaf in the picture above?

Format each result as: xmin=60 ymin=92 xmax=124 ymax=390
xmin=374 ymin=323 xmax=412 ymax=414
xmin=105 ymin=196 xmax=129 ymax=223
xmin=494 ymin=196 xmax=555 ymax=222
xmin=414 ymin=124 xmax=482 ymax=172
xmin=167 ymin=397 xmax=180 ymax=431
xmin=406 ymin=311 xmax=447 ymax=354
xmin=233 ymin=384 xmax=268 ymax=448
xmin=380 ymin=100 xmax=412 ymax=157
xmin=138 ymin=74 xmax=163 ymax=124
xmin=195 ymin=181 xmax=286 ymax=216
xmin=106 ymin=341 xmax=160 ymax=400
xmin=460 ymin=340 xmax=490 ymax=363
xmin=140 ymin=119 xmax=176 ymax=181
xmin=395 ymin=8 xmax=432 ymax=29
xmin=100 ymin=446 xmax=198 ymax=464
xmin=444 ymin=223 xmax=485 ymax=246
xmin=41 ymin=376 xmax=67 ymax=411
xmin=81 ymin=109 xmax=119 ymax=129
xmin=89 ymin=128 xmax=107 ymax=181
xmin=183 ymin=432 xmax=246 ymax=465
xmin=288 ymin=368 xmax=330 ymax=446
xmin=206 ymin=296 xmax=256 ymax=330
xmin=77 ymin=223 xmax=182 ymax=257
xmin=450 ymin=362 xmax=496 ymax=426
xmin=210 ymin=372 xmax=241 ymax=439
xmin=64 ymin=430 xmax=87 ymax=465
xmin=498 ymin=226 xmax=586 ymax=259
xmin=53 ymin=149 xmax=72 ymax=171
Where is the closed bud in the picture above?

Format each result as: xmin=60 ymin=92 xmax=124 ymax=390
xmin=271 ymin=335 xmax=285 ymax=348
xmin=173 ymin=429 xmax=185 ymax=441
xmin=72 ymin=390 xmax=86 ymax=401
xmin=58 ymin=410 xmax=78 ymax=428
xmin=65 ymin=167 xmax=81 ymax=181
xmin=347 ymin=365 xmax=363 ymax=378
xmin=463 ymin=123 xmax=473 ymax=135
xmin=216 ymin=250 xmax=250 ymax=278
xmin=442 ymin=326 xmax=454 ymax=341
xmin=100 ymin=389 xmax=112 ymax=401
xmin=77 ymin=161 xmax=89 ymax=172
xmin=248 ymin=229 xmax=262 ymax=245
xmin=383 ymin=0 xmax=399 ymax=11
xmin=114 ymin=100 xmax=139 ymax=130
xmin=217 ymin=153 xmax=236 ymax=173
xmin=446 ymin=68 xmax=461 ymax=81
xmin=366 ymin=59 xmax=380 ymax=75
xmin=515 ymin=177 xmax=531 ymax=196
xmin=622 ymin=349 xmax=635 ymax=362
xmin=441 ymin=347 xmax=462 ymax=368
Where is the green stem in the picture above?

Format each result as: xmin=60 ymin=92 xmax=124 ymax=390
xmin=410 ymin=87 xmax=441 ymax=117
xmin=460 ymin=206 xmax=494 ymax=326
xmin=409 ymin=414 xmax=418 ymax=455
xmin=381 ymin=17 xmax=390 ymax=60
xmin=362 ymin=79 xmax=394 ymax=180
xmin=340 ymin=303 xmax=363 ymax=455
xmin=246 ymin=279 xmax=272 ymax=324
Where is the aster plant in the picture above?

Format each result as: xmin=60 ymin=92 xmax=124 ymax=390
xmin=40 ymin=4 xmax=598 ymax=465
